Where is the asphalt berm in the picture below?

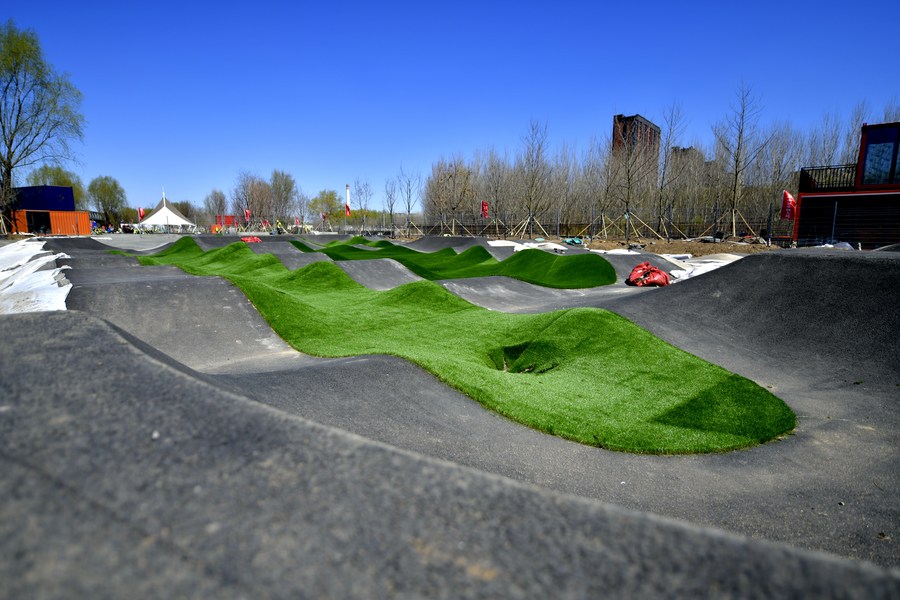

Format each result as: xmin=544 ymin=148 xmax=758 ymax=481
xmin=2 ymin=233 xmax=898 ymax=597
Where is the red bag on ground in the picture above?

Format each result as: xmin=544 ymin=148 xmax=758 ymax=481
xmin=626 ymin=262 xmax=670 ymax=287
xmin=241 ymin=236 xmax=262 ymax=243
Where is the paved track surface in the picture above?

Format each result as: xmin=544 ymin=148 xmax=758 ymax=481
xmin=6 ymin=312 xmax=898 ymax=599
xmin=441 ymin=276 xmax=644 ymax=312
xmin=2 ymin=234 xmax=898 ymax=597
xmin=337 ymin=258 xmax=424 ymax=290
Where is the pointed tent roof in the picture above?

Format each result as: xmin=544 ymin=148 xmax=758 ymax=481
xmin=139 ymin=197 xmax=197 ymax=229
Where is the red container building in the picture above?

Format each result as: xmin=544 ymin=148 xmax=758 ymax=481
xmin=795 ymin=122 xmax=900 ymax=248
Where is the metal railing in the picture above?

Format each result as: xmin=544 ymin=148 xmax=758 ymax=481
xmin=799 ymin=164 xmax=857 ymax=193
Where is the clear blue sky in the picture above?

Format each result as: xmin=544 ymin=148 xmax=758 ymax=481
xmin=7 ymin=1 xmax=898 ymax=211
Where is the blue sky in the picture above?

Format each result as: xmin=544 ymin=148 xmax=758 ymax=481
xmin=7 ymin=1 xmax=898 ymax=211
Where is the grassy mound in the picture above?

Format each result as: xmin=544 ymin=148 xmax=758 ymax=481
xmin=290 ymin=237 xmax=617 ymax=288
xmin=139 ymin=239 xmax=795 ymax=454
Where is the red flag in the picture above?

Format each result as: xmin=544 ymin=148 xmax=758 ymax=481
xmin=781 ymin=190 xmax=796 ymax=220
xmin=481 ymin=201 xmax=489 ymax=218
xmin=345 ymin=204 xmax=351 ymax=217
xmin=321 ymin=212 xmax=327 ymax=222
xmin=138 ymin=207 xmax=144 ymax=221
xmin=295 ymin=217 xmax=300 ymax=226
xmin=244 ymin=209 xmax=251 ymax=222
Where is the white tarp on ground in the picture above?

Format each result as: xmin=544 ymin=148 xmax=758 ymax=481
xmin=0 ymin=239 xmax=71 ymax=314
xmin=488 ymin=240 xmax=744 ymax=281
xmin=661 ymin=253 xmax=745 ymax=281
xmin=136 ymin=197 xmax=198 ymax=232
xmin=488 ymin=240 xmax=569 ymax=253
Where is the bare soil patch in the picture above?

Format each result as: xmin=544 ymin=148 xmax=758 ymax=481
xmin=585 ymin=237 xmax=782 ymax=257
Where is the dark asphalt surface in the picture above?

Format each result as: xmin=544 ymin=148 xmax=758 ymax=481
xmin=2 ymin=233 xmax=898 ymax=597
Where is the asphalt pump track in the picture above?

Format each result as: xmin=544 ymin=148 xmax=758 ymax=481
xmin=1 ymin=233 xmax=898 ymax=597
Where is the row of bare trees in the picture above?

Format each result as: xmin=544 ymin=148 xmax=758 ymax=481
xmin=422 ymin=87 xmax=900 ymax=240
xmin=194 ymin=166 xmax=425 ymax=234
xmin=379 ymin=166 xmax=422 ymax=235
xmin=200 ymin=170 xmax=306 ymax=228
xmin=192 ymin=88 xmax=897 ymax=239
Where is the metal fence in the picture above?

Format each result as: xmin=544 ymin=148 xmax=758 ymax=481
xmin=410 ymin=207 xmax=797 ymax=244
xmin=266 ymin=202 xmax=898 ymax=249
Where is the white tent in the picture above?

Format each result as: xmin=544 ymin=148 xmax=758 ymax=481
xmin=136 ymin=197 xmax=198 ymax=232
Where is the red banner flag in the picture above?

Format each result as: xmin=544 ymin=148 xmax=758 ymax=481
xmin=138 ymin=207 xmax=144 ymax=221
xmin=295 ymin=217 xmax=300 ymax=226
xmin=244 ymin=209 xmax=251 ymax=222
xmin=321 ymin=212 xmax=326 ymax=222
xmin=781 ymin=190 xmax=796 ymax=220
xmin=345 ymin=204 xmax=351 ymax=217
xmin=481 ymin=201 xmax=489 ymax=218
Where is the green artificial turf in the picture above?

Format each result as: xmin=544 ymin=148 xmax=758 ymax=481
xmin=290 ymin=236 xmax=617 ymax=288
xmin=139 ymin=238 xmax=796 ymax=454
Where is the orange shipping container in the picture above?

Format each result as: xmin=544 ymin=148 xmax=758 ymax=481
xmin=11 ymin=210 xmax=91 ymax=236
xmin=50 ymin=210 xmax=91 ymax=236
xmin=11 ymin=210 xmax=27 ymax=233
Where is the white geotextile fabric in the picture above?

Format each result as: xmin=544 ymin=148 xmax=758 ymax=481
xmin=0 ymin=239 xmax=71 ymax=314
xmin=664 ymin=253 xmax=744 ymax=281
xmin=488 ymin=240 xmax=568 ymax=252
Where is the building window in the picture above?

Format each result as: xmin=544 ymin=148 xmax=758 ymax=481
xmin=861 ymin=125 xmax=899 ymax=185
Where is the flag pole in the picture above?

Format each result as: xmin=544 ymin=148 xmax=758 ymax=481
xmin=345 ymin=184 xmax=350 ymax=233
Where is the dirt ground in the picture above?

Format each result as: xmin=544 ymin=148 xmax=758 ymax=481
xmin=584 ymin=237 xmax=782 ymax=257
xmin=6 ymin=232 xmax=781 ymax=259
xmin=387 ymin=234 xmax=783 ymax=257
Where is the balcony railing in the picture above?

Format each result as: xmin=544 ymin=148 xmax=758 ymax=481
xmin=799 ymin=164 xmax=857 ymax=193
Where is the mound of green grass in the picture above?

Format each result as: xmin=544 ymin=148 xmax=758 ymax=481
xmin=290 ymin=237 xmax=616 ymax=288
xmin=139 ymin=239 xmax=795 ymax=454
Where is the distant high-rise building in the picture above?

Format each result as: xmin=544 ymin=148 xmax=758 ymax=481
xmin=612 ymin=114 xmax=661 ymax=160
xmin=669 ymin=146 xmax=707 ymax=177
xmin=612 ymin=114 xmax=661 ymax=190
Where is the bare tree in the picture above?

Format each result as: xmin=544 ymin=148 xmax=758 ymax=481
xmin=230 ymin=172 xmax=250 ymax=219
xmin=480 ymin=147 xmax=511 ymax=228
xmin=656 ymin=102 xmax=686 ymax=237
xmin=446 ymin=156 xmax=475 ymax=232
xmin=609 ymin=118 xmax=658 ymax=242
xmin=424 ymin=159 xmax=448 ymax=226
xmin=806 ymin=110 xmax=842 ymax=167
xmin=424 ymin=155 xmax=478 ymax=234
xmin=668 ymin=142 xmax=711 ymax=235
xmin=748 ymin=120 xmax=802 ymax=236
xmin=353 ymin=177 xmax=373 ymax=232
xmin=516 ymin=119 xmax=552 ymax=237
xmin=656 ymin=102 xmax=685 ymax=237
xmin=295 ymin=188 xmax=309 ymax=229
xmin=398 ymin=166 xmax=420 ymax=236
xmin=713 ymin=82 xmax=770 ymax=238
xmin=231 ymin=172 xmax=272 ymax=226
xmin=839 ymin=100 xmax=870 ymax=165
xmin=203 ymin=188 xmax=227 ymax=228
xmin=172 ymin=200 xmax=199 ymax=223
xmin=576 ymin=138 xmax=612 ymax=237
xmin=882 ymin=96 xmax=900 ymax=122
xmin=270 ymin=169 xmax=299 ymax=225
xmin=384 ymin=177 xmax=397 ymax=236
xmin=550 ymin=145 xmax=577 ymax=235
